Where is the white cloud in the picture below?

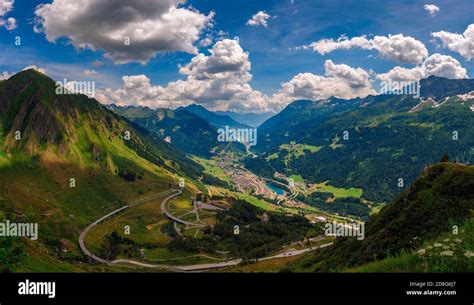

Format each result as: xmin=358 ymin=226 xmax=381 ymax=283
xmin=33 ymin=0 xmax=214 ymax=64
xmin=305 ymin=34 xmax=429 ymax=64
xmin=0 ymin=0 xmax=14 ymax=16
xmin=424 ymin=4 xmax=440 ymax=16
xmin=83 ymin=69 xmax=99 ymax=76
xmin=217 ymin=30 xmax=228 ymax=38
xmin=91 ymin=60 xmax=104 ymax=68
xmin=305 ymin=35 xmax=371 ymax=54
xmin=97 ymin=39 xmax=271 ymax=113
xmin=179 ymin=39 xmax=251 ymax=81
xmin=0 ymin=0 xmax=17 ymax=30
xmin=377 ymin=53 xmax=468 ymax=85
xmin=271 ymin=60 xmax=376 ymax=107
xmin=0 ymin=71 xmax=12 ymax=80
xmin=246 ymin=11 xmax=272 ymax=28
xmin=432 ymin=24 xmax=474 ymax=60
xmin=0 ymin=17 xmax=16 ymax=30
xmin=96 ymin=75 xmax=164 ymax=107
xmin=422 ymin=53 xmax=468 ymax=78
xmin=199 ymin=36 xmax=213 ymax=47
xmin=376 ymin=66 xmax=426 ymax=84
xmin=94 ymin=33 xmax=469 ymax=113
xmin=97 ymin=45 xmax=386 ymax=112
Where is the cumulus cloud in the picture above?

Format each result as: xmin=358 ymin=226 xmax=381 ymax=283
xmin=424 ymin=4 xmax=440 ymax=16
xmin=422 ymin=53 xmax=468 ymax=78
xmin=377 ymin=53 xmax=468 ymax=85
xmin=33 ymin=0 xmax=214 ymax=64
xmin=97 ymin=45 xmax=384 ymax=112
xmin=96 ymin=75 xmax=165 ymax=107
xmin=376 ymin=66 xmax=426 ymax=85
xmin=246 ymin=11 xmax=272 ymax=28
xmin=95 ymin=35 xmax=468 ymax=113
xmin=271 ymin=60 xmax=376 ymax=107
xmin=432 ymin=24 xmax=474 ymax=60
xmin=0 ymin=71 xmax=12 ymax=80
xmin=304 ymin=34 xmax=428 ymax=64
xmin=179 ymin=39 xmax=251 ymax=81
xmin=0 ymin=0 xmax=17 ymax=30
xmin=97 ymin=39 xmax=271 ymax=113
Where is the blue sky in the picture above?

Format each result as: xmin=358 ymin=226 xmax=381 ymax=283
xmin=0 ymin=0 xmax=473 ymax=112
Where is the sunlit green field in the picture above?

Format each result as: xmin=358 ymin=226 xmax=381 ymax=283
xmin=307 ymin=181 xmax=363 ymax=199
xmin=191 ymin=156 xmax=231 ymax=183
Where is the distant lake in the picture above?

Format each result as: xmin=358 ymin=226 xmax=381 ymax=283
xmin=266 ymin=183 xmax=285 ymax=195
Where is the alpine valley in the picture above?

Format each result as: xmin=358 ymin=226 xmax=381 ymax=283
xmin=0 ymin=70 xmax=473 ymax=273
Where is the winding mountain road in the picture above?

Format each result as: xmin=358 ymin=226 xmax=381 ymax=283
xmin=160 ymin=189 xmax=205 ymax=228
xmin=79 ymin=189 xmax=178 ymax=265
xmin=109 ymin=241 xmax=333 ymax=272
xmin=78 ymin=189 xmax=332 ymax=272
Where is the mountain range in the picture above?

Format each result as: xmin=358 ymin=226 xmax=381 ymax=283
xmin=182 ymin=104 xmax=249 ymax=129
xmin=108 ymin=104 xmax=246 ymax=157
xmin=245 ymin=76 xmax=474 ymax=206
xmin=215 ymin=110 xmax=275 ymax=127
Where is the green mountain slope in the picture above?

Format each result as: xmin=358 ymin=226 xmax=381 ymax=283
xmin=184 ymin=104 xmax=249 ymax=129
xmin=215 ymin=110 xmax=275 ymax=127
xmin=247 ymin=76 xmax=474 ymax=205
xmin=349 ymin=217 xmax=474 ymax=272
xmin=291 ymin=162 xmax=474 ymax=272
xmin=109 ymin=105 xmax=230 ymax=157
xmin=0 ymin=69 xmax=204 ymax=271
xmin=255 ymin=97 xmax=365 ymax=152
xmin=0 ymin=69 xmax=202 ymax=179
